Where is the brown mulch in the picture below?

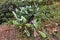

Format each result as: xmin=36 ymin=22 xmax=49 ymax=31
xmin=0 ymin=24 xmax=20 ymax=40
xmin=0 ymin=24 xmax=33 ymax=40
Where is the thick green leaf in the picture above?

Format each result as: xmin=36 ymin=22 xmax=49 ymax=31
xmin=33 ymin=19 xmax=38 ymax=29
xmin=25 ymin=23 xmax=34 ymax=28
xmin=13 ymin=20 xmax=20 ymax=26
xmin=24 ymin=27 xmax=30 ymax=37
xmin=8 ymin=20 xmax=13 ymax=24
xmin=21 ymin=16 xmax=27 ymax=23
xmin=33 ymin=19 xmax=41 ymax=30
xmin=38 ymin=31 xmax=47 ymax=38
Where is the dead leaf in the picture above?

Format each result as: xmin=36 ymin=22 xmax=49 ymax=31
xmin=34 ymin=28 xmax=39 ymax=38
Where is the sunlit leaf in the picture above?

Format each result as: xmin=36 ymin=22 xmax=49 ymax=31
xmin=13 ymin=20 xmax=20 ymax=26
xmin=25 ymin=23 xmax=34 ymax=28
xmin=33 ymin=19 xmax=38 ymax=29
xmin=38 ymin=31 xmax=47 ymax=38
xmin=21 ymin=16 xmax=27 ymax=23
xmin=33 ymin=19 xmax=41 ymax=30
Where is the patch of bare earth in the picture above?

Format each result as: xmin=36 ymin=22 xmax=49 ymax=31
xmin=0 ymin=24 xmax=33 ymax=40
xmin=0 ymin=24 xmax=20 ymax=40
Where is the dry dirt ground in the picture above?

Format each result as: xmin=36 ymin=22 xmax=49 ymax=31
xmin=0 ymin=24 xmax=20 ymax=40
xmin=0 ymin=24 xmax=33 ymax=40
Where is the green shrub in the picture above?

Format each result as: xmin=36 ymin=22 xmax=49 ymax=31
xmin=0 ymin=0 xmax=60 ymax=38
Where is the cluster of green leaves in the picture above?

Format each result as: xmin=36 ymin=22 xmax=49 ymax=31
xmin=53 ymin=9 xmax=60 ymax=22
xmin=1 ymin=0 xmax=60 ymax=38
xmin=8 ymin=0 xmax=60 ymax=38
xmin=12 ymin=6 xmax=33 ymax=23
xmin=0 ymin=12 xmax=14 ymax=24
xmin=8 ymin=0 xmax=46 ymax=6
xmin=8 ymin=0 xmax=48 ymax=38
